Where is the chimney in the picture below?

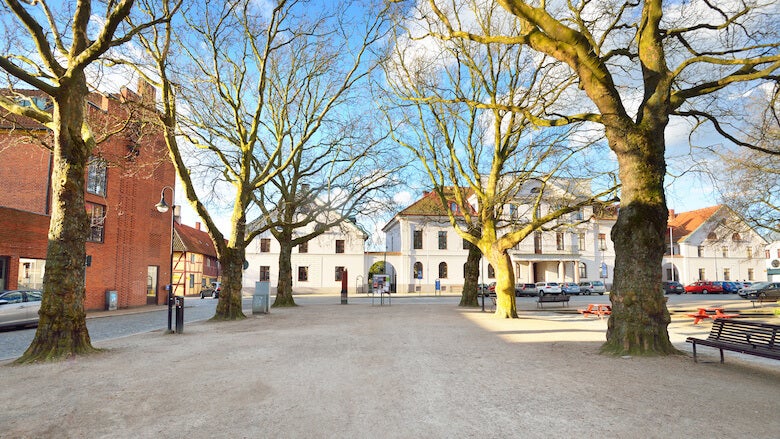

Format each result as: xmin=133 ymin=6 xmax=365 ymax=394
xmin=138 ymin=79 xmax=156 ymax=104
xmin=668 ymin=209 xmax=676 ymax=220
xmin=196 ymin=222 xmax=201 ymax=230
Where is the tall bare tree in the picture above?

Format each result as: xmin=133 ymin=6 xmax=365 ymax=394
xmin=0 ymin=0 xmax=174 ymax=362
xmin=130 ymin=0 xmax=395 ymax=316
xmin=384 ymin=1 xmax=618 ymax=317
xmin=423 ymin=0 xmax=780 ymax=353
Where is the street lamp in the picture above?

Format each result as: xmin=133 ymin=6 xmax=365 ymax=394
xmin=156 ymin=186 xmax=175 ymax=333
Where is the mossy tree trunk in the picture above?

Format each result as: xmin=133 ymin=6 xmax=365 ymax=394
xmin=602 ymin=129 xmax=676 ymax=355
xmin=273 ymin=231 xmax=297 ymax=307
xmin=17 ymin=78 xmax=98 ymax=363
xmin=459 ymin=240 xmax=482 ymax=307
xmin=488 ymin=249 xmax=517 ymax=318
xmin=213 ymin=246 xmax=246 ymax=320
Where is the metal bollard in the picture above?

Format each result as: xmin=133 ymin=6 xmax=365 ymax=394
xmin=174 ymin=296 xmax=184 ymax=333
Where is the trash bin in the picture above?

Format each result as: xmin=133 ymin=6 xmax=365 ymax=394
xmin=174 ymin=296 xmax=184 ymax=333
xmin=105 ymin=290 xmax=117 ymax=311
xmin=253 ymin=281 xmax=270 ymax=314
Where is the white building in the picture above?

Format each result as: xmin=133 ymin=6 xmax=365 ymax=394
xmin=767 ymin=241 xmax=780 ymax=282
xmin=664 ymin=206 xmax=768 ymax=285
xmin=244 ymin=214 xmax=368 ymax=295
xmin=374 ymin=183 xmax=618 ymax=294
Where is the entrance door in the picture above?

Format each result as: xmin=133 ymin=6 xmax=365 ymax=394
xmin=0 ymin=257 xmax=7 ymax=290
xmin=147 ymin=266 xmax=158 ymax=305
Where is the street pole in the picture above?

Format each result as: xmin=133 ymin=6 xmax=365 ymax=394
xmin=155 ymin=186 xmax=175 ymax=334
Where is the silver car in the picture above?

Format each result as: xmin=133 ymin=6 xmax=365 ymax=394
xmin=0 ymin=289 xmax=42 ymax=329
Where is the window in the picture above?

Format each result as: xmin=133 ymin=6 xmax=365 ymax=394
xmin=438 ymin=231 xmax=447 ymax=250
xmin=335 ymin=266 xmax=344 ymax=281
xmin=746 ymin=247 xmax=753 ymax=259
xmin=413 ymin=230 xmax=423 ymax=249
xmin=665 ymin=268 xmax=673 ymax=281
xmin=732 ymin=233 xmax=741 ymax=241
xmin=260 ymin=238 xmax=271 ymax=252
xmin=299 ymin=241 xmax=308 ymax=253
xmin=206 ymin=258 xmax=211 ymax=267
xmin=534 ymin=232 xmax=542 ymax=254
xmin=697 ymin=246 xmax=704 ymax=257
xmin=723 ymin=268 xmax=730 ymax=281
xmin=413 ymin=262 xmax=423 ymax=279
xmin=259 ymin=266 xmax=270 ymax=281
xmin=579 ymin=262 xmax=587 ymax=278
xmin=578 ymin=233 xmax=585 ymax=251
xmin=721 ymin=246 xmax=728 ymax=258
xmin=298 ymin=266 xmax=308 ymax=282
xmin=189 ymin=274 xmax=195 ymax=288
xmin=438 ymin=262 xmax=448 ymax=279
xmin=556 ymin=232 xmax=564 ymax=251
xmin=86 ymin=202 xmax=105 ymax=242
xmin=336 ymin=240 xmax=345 ymax=254
xmin=747 ymin=268 xmax=754 ymax=281
xmin=698 ymin=268 xmax=705 ymax=281
xmin=86 ymin=157 xmax=107 ymax=196
xmin=598 ymin=233 xmax=607 ymax=251
xmin=509 ymin=204 xmax=517 ymax=218
xmin=487 ymin=264 xmax=495 ymax=279
xmin=707 ymin=232 xmax=717 ymax=240
xmin=190 ymin=253 xmax=196 ymax=263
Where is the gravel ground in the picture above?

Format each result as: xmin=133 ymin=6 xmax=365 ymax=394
xmin=1 ymin=302 xmax=779 ymax=438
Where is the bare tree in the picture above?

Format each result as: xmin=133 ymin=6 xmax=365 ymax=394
xmin=0 ymin=0 xmax=174 ymax=363
xmin=130 ymin=0 xmax=395 ymax=316
xmin=422 ymin=0 xmax=780 ymax=353
xmin=384 ymin=1 xmax=618 ymax=317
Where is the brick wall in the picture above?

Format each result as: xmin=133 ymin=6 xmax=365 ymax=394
xmin=0 ymin=87 xmax=175 ymax=310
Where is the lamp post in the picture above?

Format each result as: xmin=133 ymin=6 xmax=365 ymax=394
xmin=155 ymin=186 xmax=175 ymax=333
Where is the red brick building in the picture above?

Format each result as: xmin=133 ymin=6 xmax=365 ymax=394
xmin=0 ymin=84 xmax=175 ymax=310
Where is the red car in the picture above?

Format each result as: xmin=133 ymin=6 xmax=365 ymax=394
xmin=684 ymin=281 xmax=723 ymax=294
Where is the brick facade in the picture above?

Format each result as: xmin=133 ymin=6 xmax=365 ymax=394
xmin=0 ymin=84 xmax=175 ymax=310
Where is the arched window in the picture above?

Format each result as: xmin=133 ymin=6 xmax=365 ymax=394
xmin=438 ymin=262 xmax=448 ymax=279
xmin=707 ymin=232 xmax=717 ymax=240
xmin=731 ymin=233 xmax=741 ymax=241
xmin=413 ymin=262 xmax=423 ymax=279
xmin=487 ymin=264 xmax=495 ymax=279
xmin=579 ymin=262 xmax=587 ymax=279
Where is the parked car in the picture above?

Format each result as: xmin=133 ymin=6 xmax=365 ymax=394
xmin=200 ymin=281 xmax=221 ymax=299
xmin=0 ymin=289 xmax=42 ymax=329
xmin=515 ymin=283 xmax=538 ymax=297
xmin=662 ymin=281 xmax=684 ymax=295
xmin=578 ymin=280 xmax=606 ymax=295
xmin=560 ymin=282 xmax=581 ymax=295
xmin=684 ymin=281 xmax=723 ymax=294
xmin=535 ymin=282 xmax=562 ymax=296
xmin=720 ymin=281 xmax=741 ymax=294
xmin=737 ymin=282 xmax=780 ymax=300
xmin=477 ymin=283 xmax=495 ymax=297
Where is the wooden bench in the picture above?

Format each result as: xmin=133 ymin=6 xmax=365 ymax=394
xmin=686 ymin=319 xmax=780 ymax=363
xmin=536 ymin=294 xmax=570 ymax=308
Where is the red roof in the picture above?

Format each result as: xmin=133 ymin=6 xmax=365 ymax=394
xmin=668 ymin=205 xmax=723 ymax=243
xmin=396 ymin=187 xmax=475 ymax=217
xmin=174 ymin=223 xmax=217 ymax=257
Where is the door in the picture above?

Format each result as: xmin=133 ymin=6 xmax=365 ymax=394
xmin=0 ymin=257 xmax=7 ymax=290
xmin=147 ymin=266 xmax=159 ymax=305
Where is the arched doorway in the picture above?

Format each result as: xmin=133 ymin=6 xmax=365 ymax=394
xmin=369 ymin=261 xmax=397 ymax=293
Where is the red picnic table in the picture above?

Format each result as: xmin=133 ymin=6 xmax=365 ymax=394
xmin=578 ymin=304 xmax=612 ymax=319
xmin=686 ymin=307 xmax=739 ymax=325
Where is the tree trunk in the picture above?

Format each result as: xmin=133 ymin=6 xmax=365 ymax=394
xmin=213 ymin=246 xmax=246 ymax=320
xmin=16 ymin=81 xmax=97 ymax=363
xmin=603 ymin=130 xmax=677 ymax=355
xmin=490 ymin=249 xmax=517 ymax=318
xmin=460 ymin=240 xmax=481 ymax=307
xmin=273 ymin=236 xmax=296 ymax=307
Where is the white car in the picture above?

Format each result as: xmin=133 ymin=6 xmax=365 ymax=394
xmin=579 ymin=281 xmax=606 ymax=295
xmin=0 ymin=289 xmax=42 ymax=329
xmin=535 ymin=282 xmax=562 ymax=296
